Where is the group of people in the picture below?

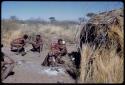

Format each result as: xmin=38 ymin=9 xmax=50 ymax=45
xmin=10 ymin=34 xmax=43 ymax=56
xmin=1 ymin=34 xmax=68 ymax=81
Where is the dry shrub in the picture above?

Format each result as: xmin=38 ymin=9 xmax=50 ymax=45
xmin=2 ymin=30 xmax=22 ymax=46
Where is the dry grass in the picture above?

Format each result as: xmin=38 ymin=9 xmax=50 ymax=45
xmin=93 ymin=48 xmax=123 ymax=83
xmin=79 ymin=44 xmax=123 ymax=83
xmin=1 ymin=21 xmax=77 ymax=47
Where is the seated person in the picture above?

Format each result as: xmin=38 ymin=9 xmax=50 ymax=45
xmin=57 ymin=39 xmax=67 ymax=56
xmin=10 ymin=34 xmax=28 ymax=56
xmin=30 ymin=35 xmax=43 ymax=53
xmin=42 ymin=38 xmax=67 ymax=66
xmin=54 ymin=39 xmax=67 ymax=64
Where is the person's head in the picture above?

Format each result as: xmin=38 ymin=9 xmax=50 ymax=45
xmin=23 ymin=34 xmax=28 ymax=40
xmin=58 ymin=39 xmax=63 ymax=45
xmin=36 ymin=35 xmax=41 ymax=40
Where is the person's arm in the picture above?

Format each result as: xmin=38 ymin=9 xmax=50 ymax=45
xmin=60 ymin=45 xmax=67 ymax=54
xmin=14 ymin=44 xmax=24 ymax=47
xmin=27 ymin=40 xmax=35 ymax=45
xmin=39 ymin=40 xmax=43 ymax=49
xmin=11 ymin=39 xmax=24 ymax=47
xmin=1 ymin=61 xmax=5 ymax=67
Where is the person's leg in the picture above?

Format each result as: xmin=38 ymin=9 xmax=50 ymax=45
xmin=17 ymin=46 xmax=26 ymax=56
xmin=31 ymin=44 xmax=37 ymax=51
xmin=52 ymin=56 xmax=57 ymax=67
xmin=42 ymin=53 xmax=50 ymax=66
xmin=49 ymin=56 xmax=56 ymax=67
xmin=56 ymin=55 xmax=64 ymax=64
xmin=15 ymin=46 xmax=23 ymax=55
xmin=20 ymin=47 xmax=26 ymax=56
xmin=48 ymin=57 xmax=52 ymax=66
xmin=61 ymin=52 xmax=67 ymax=56
xmin=36 ymin=47 xmax=40 ymax=53
xmin=32 ymin=45 xmax=40 ymax=53
xmin=48 ymin=53 xmax=56 ymax=66
xmin=10 ymin=44 xmax=13 ymax=51
xmin=10 ymin=44 xmax=18 ymax=52
xmin=11 ymin=43 xmax=20 ymax=50
xmin=19 ymin=47 xmax=25 ymax=52
xmin=1 ymin=64 xmax=14 ymax=81
xmin=47 ymin=53 xmax=52 ymax=66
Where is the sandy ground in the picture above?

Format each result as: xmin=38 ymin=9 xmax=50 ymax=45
xmin=2 ymin=44 xmax=77 ymax=83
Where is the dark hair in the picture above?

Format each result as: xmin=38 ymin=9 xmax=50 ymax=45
xmin=23 ymin=34 xmax=28 ymax=39
xmin=36 ymin=35 xmax=41 ymax=37
xmin=58 ymin=39 xmax=63 ymax=43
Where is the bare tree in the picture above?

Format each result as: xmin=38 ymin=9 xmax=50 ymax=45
xmin=86 ymin=12 xmax=96 ymax=18
xmin=49 ymin=17 xmax=56 ymax=23
xmin=10 ymin=16 xmax=18 ymax=21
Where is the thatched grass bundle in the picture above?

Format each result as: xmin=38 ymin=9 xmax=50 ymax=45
xmin=79 ymin=8 xmax=123 ymax=83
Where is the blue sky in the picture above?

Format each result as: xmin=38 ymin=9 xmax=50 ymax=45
xmin=2 ymin=1 xmax=123 ymax=21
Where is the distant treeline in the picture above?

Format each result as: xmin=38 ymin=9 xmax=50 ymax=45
xmin=2 ymin=18 xmax=79 ymax=25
